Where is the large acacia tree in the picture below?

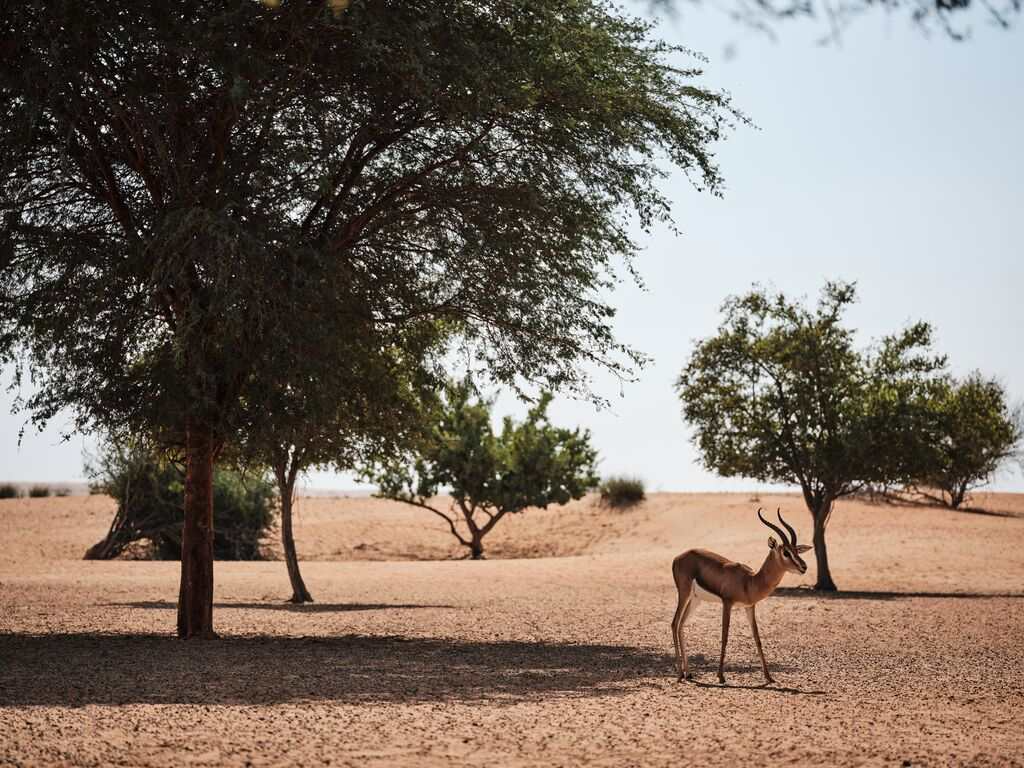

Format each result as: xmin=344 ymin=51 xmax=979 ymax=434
xmin=0 ymin=1 xmax=738 ymax=636
xmin=677 ymin=282 xmax=944 ymax=590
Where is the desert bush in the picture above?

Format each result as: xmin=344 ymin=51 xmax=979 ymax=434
xmin=54 ymin=487 xmax=71 ymax=497
xmin=0 ymin=483 xmax=21 ymax=499
xmin=85 ymin=440 xmax=275 ymax=560
xmin=599 ymin=476 xmax=646 ymax=507
xmin=28 ymin=485 xmax=50 ymax=498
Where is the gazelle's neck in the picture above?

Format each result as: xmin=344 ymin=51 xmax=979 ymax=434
xmin=752 ymin=551 xmax=787 ymax=602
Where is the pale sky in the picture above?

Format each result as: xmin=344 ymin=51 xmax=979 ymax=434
xmin=2 ymin=6 xmax=1021 ymax=492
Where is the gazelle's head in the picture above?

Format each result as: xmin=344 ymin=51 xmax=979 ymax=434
xmin=758 ymin=507 xmax=811 ymax=575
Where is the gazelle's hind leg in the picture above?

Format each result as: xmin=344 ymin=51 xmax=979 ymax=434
xmin=671 ymin=570 xmax=695 ymax=681
xmin=746 ymin=606 xmax=774 ymax=684
xmin=677 ymin=591 xmax=697 ymax=680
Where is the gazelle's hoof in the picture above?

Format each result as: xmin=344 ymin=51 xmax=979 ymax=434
xmin=676 ymin=672 xmax=693 ymax=682
xmin=764 ymin=676 xmax=775 ymax=685
xmin=717 ymin=674 xmax=726 ymax=684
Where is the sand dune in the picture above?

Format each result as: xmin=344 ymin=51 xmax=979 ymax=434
xmin=2 ymin=492 xmax=1023 ymax=766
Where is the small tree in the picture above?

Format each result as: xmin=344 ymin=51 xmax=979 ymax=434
xmin=369 ymin=380 xmax=599 ymax=560
xmin=915 ymin=374 xmax=1022 ymax=509
xmin=676 ymin=282 xmax=944 ymax=591
xmin=233 ymin=336 xmax=439 ymax=603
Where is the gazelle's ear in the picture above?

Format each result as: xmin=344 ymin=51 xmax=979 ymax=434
xmin=795 ymin=544 xmax=812 ymax=553
xmin=768 ymin=537 xmax=777 ymax=549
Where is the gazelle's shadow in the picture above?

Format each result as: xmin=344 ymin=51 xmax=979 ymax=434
xmin=690 ymin=679 xmax=827 ymax=696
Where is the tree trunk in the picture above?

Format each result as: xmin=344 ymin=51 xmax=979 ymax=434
xmin=279 ymin=477 xmax=313 ymax=603
xmin=950 ymin=484 xmax=966 ymax=509
xmin=84 ymin=505 xmax=126 ymax=559
xmin=177 ymin=422 xmax=217 ymax=639
xmin=469 ymin=534 xmax=484 ymax=560
xmin=811 ymin=499 xmax=837 ymax=592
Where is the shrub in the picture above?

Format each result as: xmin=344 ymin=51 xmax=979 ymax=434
xmin=55 ymin=487 xmax=72 ymax=497
xmin=599 ymin=476 xmax=646 ymax=507
xmin=28 ymin=485 xmax=50 ymax=498
xmin=84 ymin=440 xmax=276 ymax=560
xmin=0 ymin=483 xmax=21 ymax=499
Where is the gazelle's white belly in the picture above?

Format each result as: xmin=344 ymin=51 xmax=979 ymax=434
xmin=692 ymin=583 xmax=721 ymax=603
xmin=691 ymin=582 xmax=751 ymax=608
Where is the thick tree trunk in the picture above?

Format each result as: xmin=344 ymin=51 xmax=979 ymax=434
xmin=811 ymin=499 xmax=837 ymax=592
xmin=280 ymin=479 xmax=313 ymax=603
xmin=177 ymin=422 xmax=217 ymax=639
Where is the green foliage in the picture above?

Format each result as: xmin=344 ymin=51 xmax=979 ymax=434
xmin=28 ymin=485 xmax=50 ymax=498
xmin=915 ymin=374 xmax=1022 ymax=508
xmin=209 ymin=470 xmax=278 ymax=560
xmin=0 ymin=0 xmax=740 ymax=447
xmin=85 ymin=441 xmax=275 ymax=560
xmin=599 ymin=476 xmax=646 ymax=507
xmin=0 ymin=483 xmax=20 ymax=499
xmin=369 ymin=379 xmax=600 ymax=559
xmin=676 ymin=282 xmax=946 ymax=590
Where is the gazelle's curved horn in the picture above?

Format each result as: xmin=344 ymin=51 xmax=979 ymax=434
xmin=757 ymin=507 xmax=788 ymax=543
xmin=777 ymin=508 xmax=798 ymax=546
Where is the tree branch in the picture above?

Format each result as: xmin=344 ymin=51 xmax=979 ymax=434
xmin=391 ymin=496 xmax=470 ymax=546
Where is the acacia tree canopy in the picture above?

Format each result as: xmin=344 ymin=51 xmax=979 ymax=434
xmin=676 ymin=282 xmax=945 ymax=590
xmin=369 ymin=379 xmax=600 ymax=560
xmin=0 ymin=0 xmax=738 ymax=636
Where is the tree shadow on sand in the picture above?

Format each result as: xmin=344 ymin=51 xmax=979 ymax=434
xmin=858 ymin=492 xmax=1021 ymax=519
xmin=108 ymin=601 xmax=456 ymax=614
xmin=774 ymin=587 xmax=1024 ymax=601
xmin=0 ymin=631 xmax=691 ymax=707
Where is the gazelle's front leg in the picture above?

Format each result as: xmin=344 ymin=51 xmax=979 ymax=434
xmin=718 ymin=601 xmax=732 ymax=684
xmin=746 ymin=606 xmax=774 ymax=684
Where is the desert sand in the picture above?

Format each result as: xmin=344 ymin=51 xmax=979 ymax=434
xmin=2 ymin=491 xmax=1023 ymax=766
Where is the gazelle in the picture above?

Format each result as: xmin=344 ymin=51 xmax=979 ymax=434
xmin=671 ymin=508 xmax=811 ymax=684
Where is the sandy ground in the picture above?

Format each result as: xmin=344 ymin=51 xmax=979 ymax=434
xmin=1 ymin=491 xmax=1023 ymax=767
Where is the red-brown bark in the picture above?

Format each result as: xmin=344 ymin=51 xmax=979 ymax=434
xmin=177 ymin=421 xmax=218 ymax=638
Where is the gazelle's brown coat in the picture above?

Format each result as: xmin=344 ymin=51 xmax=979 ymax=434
xmin=671 ymin=509 xmax=810 ymax=684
